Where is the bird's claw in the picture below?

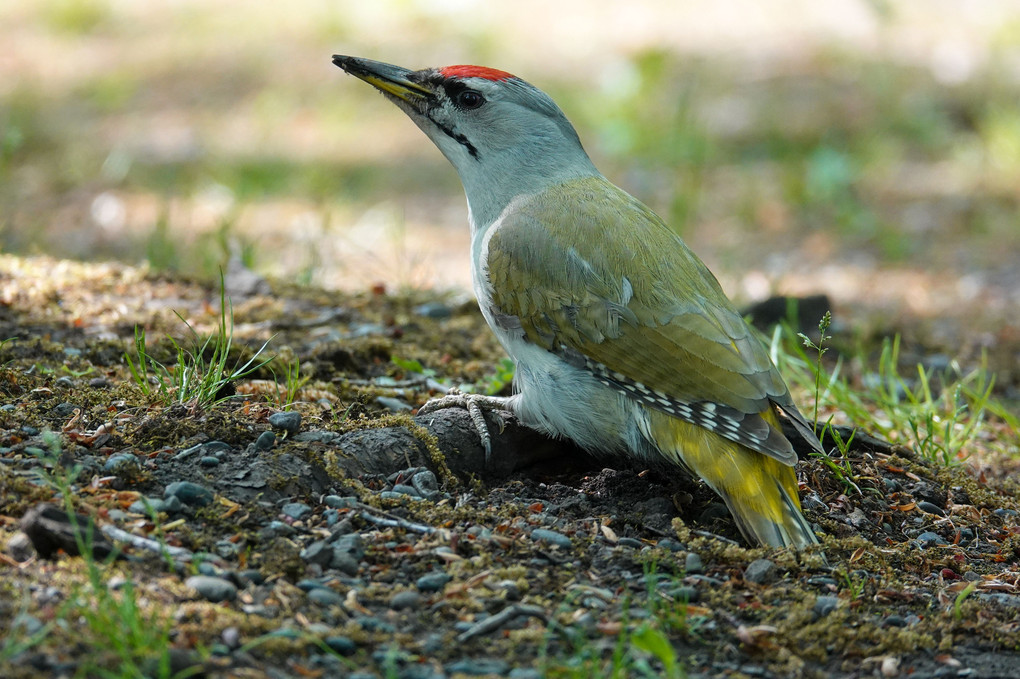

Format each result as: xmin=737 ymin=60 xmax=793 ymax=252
xmin=417 ymin=389 xmax=508 ymax=461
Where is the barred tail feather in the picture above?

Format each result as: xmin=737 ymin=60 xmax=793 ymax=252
xmin=648 ymin=410 xmax=818 ymax=549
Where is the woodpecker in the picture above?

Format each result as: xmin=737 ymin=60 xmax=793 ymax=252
xmin=333 ymin=55 xmax=824 ymax=549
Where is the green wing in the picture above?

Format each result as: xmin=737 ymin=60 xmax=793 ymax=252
xmin=484 ymin=177 xmax=818 ymax=463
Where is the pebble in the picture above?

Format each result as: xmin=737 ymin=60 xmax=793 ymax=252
xmin=129 ymin=496 xmax=182 ymax=515
xmin=445 ymin=659 xmax=510 ymax=676
xmin=268 ymin=411 xmax=302 ymax=434
xmin=915 ymin=531 xmax=947 ymax=549
xmin=88 ymin=377 xmax=111 ymax=389
xmin=186 ymin=575 xmax=237 ymax=603
xmin=390 ymin=484 xmax=421 ymax=498
xmin=300 ymin=540 xmax=333 ymax=567
xmin=685 ymin=553 xmax=704 ymax=574
xmin=744 ymin=559 xmax=777 ymax=585
xmin=416 ymin=572 xmax=452 ymax=592
xmin=814 ymin=595 xmax=839 ymax=618
xmin=204 ymin=440 xmax=233 ymax=453
xmin=103 ymin=452 xmax=138 ymax=472
xmin=55 ymin=376 xmax=75 ymax=388
xmin=307 ymin=588 xmax=344 ymax=607
xmin=508 ymin=670 xmax=542 ymax=679
xmin=413 ymin=302 xmax=452 ymax=318
xmin=294 ymin=430 xmax=342 ymax=444
xmin=53 ymin=402 xmax=79 ymax=417
xmin=199 ymin=456 xmax=220 ymax=467
xmin=324 ymin=495 xmax=358 ymax=509
xmin=324 ymin=636 xmax=357 ymax=656
xmin=531 ymin=528 xmax=572 ymax=548
xmin=254 ymin=430 xmax=276 ymax=451
xmin=330 ymin=551 xmax=360 ymax=576
xmin=0 ymin=404 xmax=16 ymax=412
xmin=376 ymin=396 xmax=413 ymax=412
xmin=281 ymin=502 xmax=312 ymax=520
xmin=6 ymin=532 xmax=34 ymax=562
xmin=617 ymin=537 xmax=643 ymax=549
xmin=390 ymin=590 xmax=422 ymax=610
xmin=411 ymin=470 xmax=440 ymax=497
xmin=882 ymin=614 xmax=908 ymax=628
xmin=164 ymin=481 xmax=214 ymax=507
xmin=917 ymin=501 xmax=946 ymax=517
xmin=657 ymin=538 xmax=685 ymax=552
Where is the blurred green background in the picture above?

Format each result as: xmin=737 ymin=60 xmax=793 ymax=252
xmin=2 ymin=0 xmax=1019 ymax=324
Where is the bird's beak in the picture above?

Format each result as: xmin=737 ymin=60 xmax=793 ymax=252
xmin=332 ymin=55 xmax=434 ymax=108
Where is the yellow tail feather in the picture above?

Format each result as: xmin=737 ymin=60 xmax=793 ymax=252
xmin=648 ymin=409 xmax=818 ymax=549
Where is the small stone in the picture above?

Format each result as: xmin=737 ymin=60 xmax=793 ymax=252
xmin=916 ymin=501 xmax=946 ymax=517
xmin=281 ymin=502 xmax=312 ymax=520
xmin=376 ymin=396 xmax=413 ymax=412
xmin=307 ymin=588 xmax=344 ymax=607
xmin=300 ymin=540 xmax=333 ymax=566
xmin=508 ymin=670 xmax=543 ymax=679
xmin=411 ymin=470 xmax=440 ymax=496
xmin=324 ymin=636 xmax=357 ymax=656
xmin=186 ymin=575 xmax=237 ymax=603
xmin=88 ymin=377 xmax=111 ymax=389
xmin=53 ymin=402 xmax=79 ymax=417
xmin=915 ymin=531 xmax=947 ymax=549
xmin=685 ymin=553 xmax=704 ymax=574
xmin=882 ymin=614 xmax=908 ymax=628
xmin=55 ymin=376 xmax=75 ymax=388
xmin=293 ymin=430 xmax=341 ymax=444
xmin=129 ymin=496 xmax=182 ymax=515
xmin=744 ymin=559 xmax=777 ymax=585
xmin=390 ymin=590 xmax=422 ymax=610
xmin=617 ymin=537 xmax=643 ymax=549
xmin=221 ymin=626 xmax=242 ymax=649
xmin=531 ymin=528 xmax=572 ymax=548
xmin=413 ymin=302 xmax=452 ymax=318
xmin=330 ymin=551 xmax=360 ymax=576
xmin=814 ymin=595 xmax=839 ymax=618
xmin=199 ymin=456 xmax=220 ymax=467
xmin=657 ymin=538 xmax=685 ymax=552
xmin=6 ymin=532 xmax=35 ymax=562
xmin=164 ymin=481 xmax=214 ymax=507
xmin=416 ymin=572 xmax=452 ymax=592
xmin=254 ymin=430 xmax=276 ymax=451
xmin=324 ymin=495 xmax=357 ymax=509
xmin=204 ymin=440 xmax=233 ymax=454
xmin=268 ymin=411 xmax=302 ymax=434
xmin=103 ymin=453 xmax=138 ymax=472
xmin=390 ymin=484 xmax=421 ymax=498
xmin=445 ymin=659 xmax=510 ymax=676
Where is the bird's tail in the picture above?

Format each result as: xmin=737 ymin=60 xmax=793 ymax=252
xmin=649 ymin=410 xmax=818 ymax=549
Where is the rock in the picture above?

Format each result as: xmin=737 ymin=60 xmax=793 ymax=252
xmin=129 ymin=496 xmax=182 ymax=515
xmin=685 ymin=553 xmax=704 ymax=574
xmin=330 ymin=551 xmax=360 ymax=576
xmin=324 ymin=636 xmax=357 ymax=656
xmin=199 ymin=456 xmax=220 ymax=467
xmin=413 ymin=302 xmax=452 ymax=318
xmin=416 ymin=572 xmax=452 ymax=592
xmin=324 ymin=495 xmax=357 ymax=509
xmin=307 ymin=588 xmax=344 ymax=607
xmin=916 ymin=501 xmax=946 ymax=517
xmin=411 ymin=470 xmax=440 ymax=497
xmin=389 ymin=590 xmax=422 ymax=610
xmin=103 ymin=452 xmax=139 ymax=472
xmin=814 ymin=595 xmax=839 ymax=618
xmin=657 ymin=538 xmax=685 ymax=552
xmin=531 ymin=529 xmax=572 ymax=548
xmin=390 ymin=484 xmax=421 ymax=498
xmin=915 ymin=531 xmax=947 ymax=549
xmin=53 ymin=402 xmax=79 ymax=417
xmin=744 ymin=559 xmax=777 ymax=585
xmin=300 ymin=540 xmax=333 ymax=567
xmin=6 ymin=531 xmax=35 ymax=562
xmin=445 ymin=659 xmax=510 ymax=676
xmin=617 ymin=537 xmax=643 ymax=549
xmin=281 ymin=502 xmax=312 ymax=520
xmin=268 ymin=411 xmax=302 ymax=434
xmin=186 ymin=575 xmax=237 ymax=603
xmin=164 ymin=481 xmax=214 ymax=507
xmin=254 ymin=430 xmax=276 ymax=451
xmin=377 ymin=396 xmax=413 ymax=412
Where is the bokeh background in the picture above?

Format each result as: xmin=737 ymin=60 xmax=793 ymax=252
xmin=2 ymin=0 xmax=1019 ymax=330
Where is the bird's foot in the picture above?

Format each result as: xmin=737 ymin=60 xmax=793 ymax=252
xmin=417 ymin=389 xmax=510 ymax=461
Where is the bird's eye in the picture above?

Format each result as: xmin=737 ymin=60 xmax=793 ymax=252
xmin=455 ymin=90 xmax=485 ymax=110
